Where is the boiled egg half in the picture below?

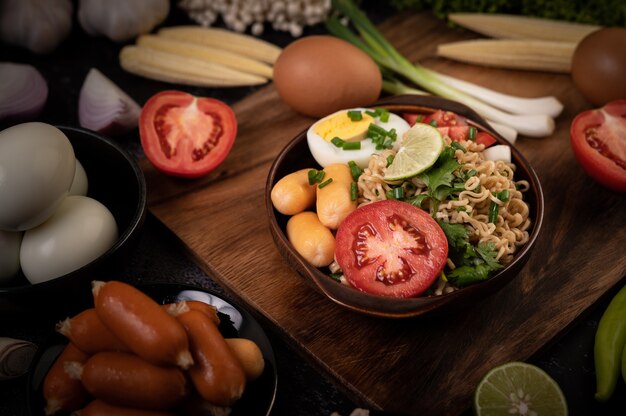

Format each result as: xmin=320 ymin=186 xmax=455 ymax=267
xmin=307 ymin=108 xmax=410 ymax=168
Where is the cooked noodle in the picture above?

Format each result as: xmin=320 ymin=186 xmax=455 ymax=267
xmin=333 ymin=137 xmax=531 ymax=295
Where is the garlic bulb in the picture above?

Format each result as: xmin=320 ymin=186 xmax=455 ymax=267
xmin=0 ymin=337 xmax=37 ymax=380
xmin=0 ymin=0 xmax=73 ymax=54
xmin=78 ymin=0 xmax=170 ymax=42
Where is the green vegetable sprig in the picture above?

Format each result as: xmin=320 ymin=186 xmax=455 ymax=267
xmin=326 ymin=0 xmax=562 ymax=138
xmin=437 ymin=221 xmax=503 ymax=287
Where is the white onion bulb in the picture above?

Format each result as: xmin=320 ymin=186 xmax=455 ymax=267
xmin=78 ymin=68 xmax=141 ymax=136
xmin=0 ymin=63 xmax=48 ymax=123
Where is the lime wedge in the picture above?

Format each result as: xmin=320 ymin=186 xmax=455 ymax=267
xmin=383 ymin=122 xmax=444 ymax=181
xmin=474 ymin=362 xmax=568 ymax=416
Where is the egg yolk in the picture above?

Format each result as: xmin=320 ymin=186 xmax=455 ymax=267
xmin=313 ymin=111 xmax=375 ymax=143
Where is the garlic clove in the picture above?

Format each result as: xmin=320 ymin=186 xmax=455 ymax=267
xmin=0 ymin=0 xmax=73 ymax=54
xmin=78 ymin=0 xmax=170 ymax=43
xmin=0 ymin=337 xmax=37 ymax=380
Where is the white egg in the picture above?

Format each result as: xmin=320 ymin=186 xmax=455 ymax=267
xmin=69 ymin=159 xmax=88 ymax=196
xmin=20 ymin=195 xmax=118 ymax=284
xmin=306 ymin=108 xmax=410 ymax=168
xmin=0 ymin=122 xmax=76 ymax=231
xmin=0 ymin=229 xmax=22 ymax=283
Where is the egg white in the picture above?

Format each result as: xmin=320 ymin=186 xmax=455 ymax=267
xmin=307 ymin=108 xmax=411 ymax=168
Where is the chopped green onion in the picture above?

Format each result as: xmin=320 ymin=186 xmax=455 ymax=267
xmin=342 ymin=141 xmax=361 ymax=150
xmin=468 ymin=126 xmax=477 ymax=140
xmin=429 ymin=120 xmax=438 ymax=127
xmin=496 ymin=189 xmax=510 ymax=202
xmin=488 ymin=201 xmax=499 ymax=223
xmin=386 ymin=155 xmax=394 ymax=167
xmin=451 ymin=141 xmax=466 ymax=152
xmin=318 ymin=178 xmax=333 ymax=189
xmin=377 ymin=108 xmax=390 ymax=122
xmin=386 ymin=187 xmax=404 ymax=200
xmin=365 ymin=110 xmax=377 ymax=117
xmin=308 ymin=169 xmax=324 ymax=185
xmin=416 ymin=114 xmax=424 ymax=122
xmin=456 ymin=206 xmax=467 ymax=212
xmin=331 ymin=137 xmax=345 ymax=148
xmin=348 ymin=160 xmax=362 ymax=181
xmin=347 ymin=110 xmax=363 ymax=121
xmin=350 ymin=182 xmax=358 ymax=201
xmin=329 ymin=273 xmax=343 ymax=282
xmin=368 ymin=123 xmax=387 ymax=137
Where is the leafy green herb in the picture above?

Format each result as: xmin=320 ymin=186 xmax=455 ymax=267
xmin=437 ymin=221 xmax=503 ymax=287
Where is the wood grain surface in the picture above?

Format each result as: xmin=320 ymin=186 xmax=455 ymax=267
xmin=142 ymin=11 xmax=626 ymax=415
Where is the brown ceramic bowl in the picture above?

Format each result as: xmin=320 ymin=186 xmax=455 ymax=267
xmin=265 ymin=95 xmax=544 ymax=318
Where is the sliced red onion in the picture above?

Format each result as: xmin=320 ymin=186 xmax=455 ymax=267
xmin=78 ymin=68 xmax=141 ymax=136
xmin=0 ymin=63 xmax=48 ymax=123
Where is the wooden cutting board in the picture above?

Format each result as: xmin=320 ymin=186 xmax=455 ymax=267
xmin=141 ymin=11 xmax=626 ymax=415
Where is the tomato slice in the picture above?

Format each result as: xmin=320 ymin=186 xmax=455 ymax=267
xmin=570 ymin=99 xmax=626 ymax=192
xmin=423 ymin=110 xmax=468 ymax=127
xmin=335 ymin=200 xmax=448 ymax=298
xmin=475 ymin=131 xmax=497 ymax=147
xmin=139 ymin=90 xmax=237 ymax=178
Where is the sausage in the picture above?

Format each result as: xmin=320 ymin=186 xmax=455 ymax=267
xmin=56 ymin=308 xmax=129 ymax=354
xmin=176 ymin=310 xmax=246 ymax=407
xmin=225 ymin=338 xmax=265 ymax=381
xmin=76 ymin=399 xmax=175 ymax=416
xmin=43 ymin=343 xmax=89 ymax=415
xmin=75 ymin=351 xmax=187 ymax=410
xmin=271 ymin=168 xmax=317 ymax=215
xmin=316 ymin=163 xmax=357 ymax=229
xmin=162 ymin=300 xmax=220 ymax=326
xmin=286 ymin=211 xmax=335 ymax=267
xmin=92 ymin=280 xmax=193 ymax=369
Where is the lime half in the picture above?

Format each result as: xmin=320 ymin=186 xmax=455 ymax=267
xmin=384 ymin=122 xmax=444 ymax=181
xmin=474 ymin=362 xmax=568 ymax=416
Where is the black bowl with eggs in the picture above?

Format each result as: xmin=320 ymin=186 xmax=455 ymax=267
xmin=0 ymin=126 xmax=147 ymax=319
xmin=266 ymin=95 xmax=544 ymax=318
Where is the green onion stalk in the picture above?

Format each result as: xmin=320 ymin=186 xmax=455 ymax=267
xmin=327 ymin=0 xmax=564 ymax=138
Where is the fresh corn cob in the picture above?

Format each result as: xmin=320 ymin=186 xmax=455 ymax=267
xmin=119 ymin=45 xmax=268 ymax=87
xmin=437 ymin=39 xmax=575 ymax=73
xmin=448 ymin=13 xmax=600 ymax=43
xmin=158 ymin=26 xmax=282 ymax=64
xmin=136 ymin=35 xmax=274 ymax=79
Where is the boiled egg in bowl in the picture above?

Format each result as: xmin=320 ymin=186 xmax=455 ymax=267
xmin=307 ymin=108 xmax=411 ymax=168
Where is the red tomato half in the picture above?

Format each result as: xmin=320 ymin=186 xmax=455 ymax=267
xmin=335 ymin=200 xmax=448 ymax=298
xmin=140 ymin=90 xmax=237 ymax=178
xmin=570 ymin=99 xmax=626 ymax=192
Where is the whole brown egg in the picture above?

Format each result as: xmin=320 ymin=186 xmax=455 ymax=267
xmin=571 ymin=28 xmax=626 ymax=106
xmin=273 ymin=35 xmax=382 ymax=117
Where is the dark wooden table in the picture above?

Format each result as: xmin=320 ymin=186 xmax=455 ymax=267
xmin=1 ymin=2 xmax=625 ymax=415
